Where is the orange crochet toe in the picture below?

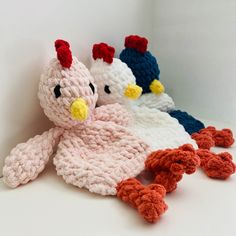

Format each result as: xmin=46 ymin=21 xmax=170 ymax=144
xmin=145 ymin=144 xmax=200 ymax=193
xmin=147 ymin=183 xmax=167 ymax=198
xmin=116 ymin=178 xmax=168 ymax=223
xmin=191 ymin=132 xmax=215 ymax=150
xmin=199 ymin=126 xmax=234 ymax=148
xmin=154 ymin=170 xmax=183 ymax=193
xmin=197 ymin=149 xmax=236 ymax=179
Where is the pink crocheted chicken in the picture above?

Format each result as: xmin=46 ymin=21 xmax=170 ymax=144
xmin=3 ymin=40 xmax=168 ymax=223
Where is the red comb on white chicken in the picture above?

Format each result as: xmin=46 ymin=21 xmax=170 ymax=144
xmin=92 ymin=43 xmax=115 ymax=64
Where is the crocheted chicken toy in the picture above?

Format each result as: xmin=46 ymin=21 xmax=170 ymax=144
xmin=119 ymin=35 xmax=205 ymax=135
xmin=90 ymin=42 xmax=200 ymax=193
xmin=90 ymin=42 xmax=235 ymax=186
xmin=3 ymin=40 xmax=171 ymax=223
xmin=119 ymin=35 xmax=235 ymax=179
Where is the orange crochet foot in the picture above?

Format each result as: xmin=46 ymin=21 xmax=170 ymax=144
xmin=116 ymin=178 xmax=168 ymax=223
xmin=191 ymin=132 xmax=215 ymax=150
xmin=145 ymin=144 xmax=200 ymax=193
xmin=197 ymin=149 xmax=236 ymax=179
xmin=203 ymin=126 xmax=234 ymax=148
xmin=154 ymin=170 xmax=183 ymax=193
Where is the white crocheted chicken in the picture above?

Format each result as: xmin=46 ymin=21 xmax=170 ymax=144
xmin=90 ymin=43 xmax=197 ymax=151
xmin=90 ymin=43 xmax=201 ymax=194
xmin=3 ymin=40 xmax=171 ymax=223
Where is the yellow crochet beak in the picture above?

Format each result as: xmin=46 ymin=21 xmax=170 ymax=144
xmin=124 ymin=84 xmax=142 ymax=100
xmin=149 ymin=79 xmax=165 ymax=95
xmin=70 ymin=98 xmax=89 ymax=121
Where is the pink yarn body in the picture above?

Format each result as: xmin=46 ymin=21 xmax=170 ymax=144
xmin=54 ymin=120 xmax=148 ymax=195
xmin=3 ymin=43 xmax=149 ymax=196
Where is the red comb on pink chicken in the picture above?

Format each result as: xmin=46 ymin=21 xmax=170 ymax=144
xmin=55 ymin=39 xmax=72 ymax=68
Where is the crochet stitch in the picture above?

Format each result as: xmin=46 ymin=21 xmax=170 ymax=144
xmin=91 ymin=42 xmax=201 ymax=194
xmin=3 ymin=127 xmax=64 ymax=188
xmin=120 ymin=35 xmax=205 ymax=135
xmin=92 ymin=42 xmax=115 ymax=64
xmin=55 ymin=39 xmax=72 ymax=68
xmin=117 ymin=178 xmax=168 ymax=223
xmin=197 ymin=149 xmax=235 ymax=179
xmin=145 ymin=144 xmax=200 ymax=193
xmin=135 ymin=92 xmax=175 ymax=112
xmin=3 ymin=40 xmax=168 ymax=223
xmin=92 ymin=42 xmax=235 ymax=183
xmin=192 ymin=126 xmax=235 ymax=149
xmin=202 ymin=126 xmax=234 ymax=148
xmin=124 ymin=35 xmax=148 ymax=53
xmin=169 ymin=110 xmax=205 ymax=135
xmin=90 ymin=42 xmax=197 ymax=151
xmin=191 ymin=126 xmax=235 ymax=179
xmin=191 ymin=131 xmax=215 ymax=150
xmin=120 ymin=35 xmax=160 ymax=94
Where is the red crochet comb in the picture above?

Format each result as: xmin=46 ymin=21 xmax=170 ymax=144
xmin=55 ymin=39 xmax=72 ymax=68
xmin=124 ymin=35 xmax=148 ymax=53
xmin=92 ymin=43 xmax=115 ymax=64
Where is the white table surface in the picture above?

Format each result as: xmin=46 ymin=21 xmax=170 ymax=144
xmin=1 ymin=119 xmax=235 ymax=236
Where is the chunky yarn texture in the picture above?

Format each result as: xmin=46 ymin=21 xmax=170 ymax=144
xmin=120 ymin=35 xmax=205 ymax=135
xmin=90 ymin=42 xmax=203 ymax=196
xmin=91 ymin=41 xmax=236 ymax=185
xmin=169 ymin=110 xmax=205 ymax=135
xmin=191 ymin=126 xmax=235 ymax=179
xmin=54 ymin=120 xmax=149 ymax=195
xmin=116 ymin=178 xmax=167 ymax=223
xmin=135 ymin=92 xmax=175 ymax=113
xmin=145 ymin=144 xmax=200 ymax=193
xmin=197 ymin=149 xmax=235 ymax=179
xmin=3 ymin=127 xmax=63 ymax=188
xmin=90 ymin=48 xmax=197 ymax=151
xmin=3 ymin=40 xmax=171 ymax=223
xmin=192 ymin=126 xmax=235 ymax=150
xmin=120 ymin=35 xmax=160 ymax=94
xmin=3 ymin=40 xmax=150 ymax=196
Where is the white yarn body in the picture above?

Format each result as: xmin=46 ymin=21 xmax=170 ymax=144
xmin=90 ymin=58 xmax=137 ymax=107
xmin=90 ymin=58 xmax=197 ymax=152
xmin=135 ymin=93 xmax=175 ymax=112
xmin=125 ymin=104 xmax=197 ymax=151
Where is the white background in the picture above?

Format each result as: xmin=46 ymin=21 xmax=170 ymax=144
xmin=153 ymin=0 xmax=236 ymax=124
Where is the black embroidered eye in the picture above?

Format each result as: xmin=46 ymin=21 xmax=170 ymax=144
xmin=54 ymin=84 xmax=61 ymax=98
xmin=89 ymin=82 xmax=95 ymax=94
xmin=104 ymin=85 xmax=111 ymax=94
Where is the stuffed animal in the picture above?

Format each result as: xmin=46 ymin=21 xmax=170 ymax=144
xmin=3 ymin=40 xmax=170 ymax=223
xmin=90 ymin=42 xmax=200 ymax=193
xmin=119 ymin=35 xmax=235 ymax=179
xmin=119 ymin=35 xmax=205 ymax=135
xmin=90 ymin=42 xmax=235 ymax=186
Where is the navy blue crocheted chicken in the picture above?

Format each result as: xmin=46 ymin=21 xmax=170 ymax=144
xmin=119 ymin=35 xmax=205 ymax=134
xmin=120 ymin=35 xmax=161 ymax=94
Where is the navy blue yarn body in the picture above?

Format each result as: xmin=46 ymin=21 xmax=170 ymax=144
xmin=120 ymin=48 xmax=160 ymax=94
xmin=120 ymin=48 xmax=205 ymax=134
xmin=169 ymin=110 xmax=205 ymax=134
